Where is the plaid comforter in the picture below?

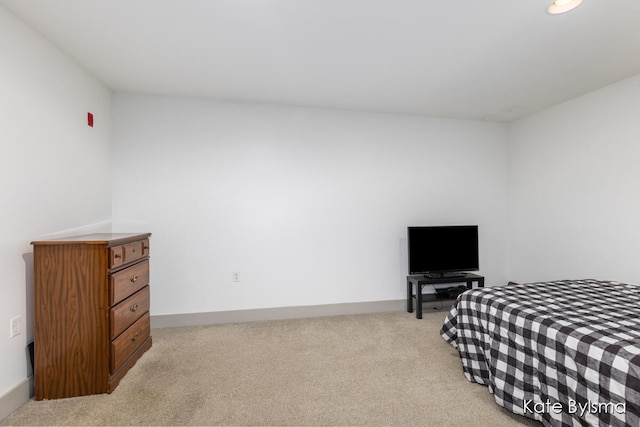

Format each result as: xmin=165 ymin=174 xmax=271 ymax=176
xmin=440 ymin=279 xmax=640 ymax=427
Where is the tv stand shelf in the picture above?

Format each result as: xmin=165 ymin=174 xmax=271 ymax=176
xmin=407 ymin=273 xmax=484 ymax=319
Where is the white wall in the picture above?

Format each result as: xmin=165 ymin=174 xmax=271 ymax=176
xmin=508 ymin=74 xmax=640 ymax=284
xmin=112 ymin=94 xmax=510 ymax=316
xmin=0 ymin=5 xmax=112 ymax=404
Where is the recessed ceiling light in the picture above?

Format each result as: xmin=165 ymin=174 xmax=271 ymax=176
xmin=548 ymin=0 xmax=584 ymax=15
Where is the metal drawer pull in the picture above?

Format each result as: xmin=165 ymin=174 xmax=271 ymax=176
xmin=130 ymin=304 xmax=139 ymax=313
xmin=131 ymin=333 xmax=139 ymax=342
xmin=130 ymin=274 xmax=138 ymax=283
xmin=114 ymin=254 xmax=121 ymax=259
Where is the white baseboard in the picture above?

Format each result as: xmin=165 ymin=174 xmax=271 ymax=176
xmin=0 ymin=377 xmax=33 ymax=422
xmin=151 ymin=299 xmax=407 ymax=328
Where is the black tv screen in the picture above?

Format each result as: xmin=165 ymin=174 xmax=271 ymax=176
xmin=408 ymin=225 xmax=479 ymax=276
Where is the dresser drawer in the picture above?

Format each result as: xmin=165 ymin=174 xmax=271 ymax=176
xmin=123 ymin=240 xmax=143 ymax=264
xmin=111 ymin=312 xmax=150 ymax=372
xmin=110 ymin=260 xmax=149 ymax=305
xmin=141 ymin=238 xmax=150 ymax=257
xmin=109 ymin=239 xmax=149 ymax=268
xmin=110 ymin=286 xmax=150 ymax=340
xmin=110 ymin=245 xmax=124 ymax=268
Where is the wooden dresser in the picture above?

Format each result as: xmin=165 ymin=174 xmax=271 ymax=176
xmin=31 ymin=233 xmax=152 ymax=400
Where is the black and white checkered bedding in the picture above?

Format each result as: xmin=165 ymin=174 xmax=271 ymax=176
xmin=440 ymin=279 xmax=640 ymax=427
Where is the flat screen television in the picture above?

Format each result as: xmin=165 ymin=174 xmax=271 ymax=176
xmin=407 ymin=225 xmax=479 ymax=277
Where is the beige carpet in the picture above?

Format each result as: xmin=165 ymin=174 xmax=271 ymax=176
xmin=2 ymin=309 xmax=540 ymax=426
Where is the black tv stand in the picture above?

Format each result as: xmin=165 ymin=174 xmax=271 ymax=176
xmin=407 ymin=273 xmax=484 ymax=319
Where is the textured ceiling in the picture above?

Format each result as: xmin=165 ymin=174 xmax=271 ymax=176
xmin=2 ymin=0 xmax=640 ymax=121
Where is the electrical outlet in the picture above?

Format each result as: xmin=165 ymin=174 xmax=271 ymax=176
xmin=10 ymin=316 xmax=21 ymax=338
xmin=233 ymin=272 xmax=240 ymax=282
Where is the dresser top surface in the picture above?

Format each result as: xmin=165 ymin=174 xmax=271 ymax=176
xmin=31 ymin=232 xmax=151 ymax=246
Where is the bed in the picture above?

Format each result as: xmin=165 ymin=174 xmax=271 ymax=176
xmin=440 ymin=279 xmax=640 ymax=427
